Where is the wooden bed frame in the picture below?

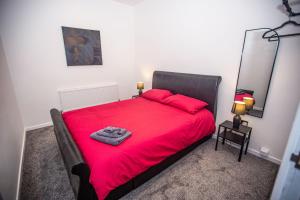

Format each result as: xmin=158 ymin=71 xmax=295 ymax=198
xmin=50 ymin=71 xmax=222 ymax=200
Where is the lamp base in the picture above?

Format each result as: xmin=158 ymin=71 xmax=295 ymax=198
xmin=138 ymin=89 xmax=143 ymax=96
xmin=233 ymin=114 xmax=241 ymax=129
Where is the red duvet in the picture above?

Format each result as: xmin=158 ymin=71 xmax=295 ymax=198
xmin=235 ymin=93 xmax=254 ymax=102
xmin=63 ymin=97 xmax=215 ymax=199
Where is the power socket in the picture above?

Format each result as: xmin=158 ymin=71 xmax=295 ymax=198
xmin=260 ymin=147 xmax=270 ymax=157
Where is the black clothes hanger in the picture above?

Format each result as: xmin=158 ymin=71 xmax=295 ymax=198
xmin=283 ymin=0 xmax=300 ymax=17
xmin=262 ymin=19 xmax=300 ymax=39
xmin=262 ymin=0 xmax=300 ymax=40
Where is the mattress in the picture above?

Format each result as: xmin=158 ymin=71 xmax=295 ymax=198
xmin=62 ymin=97 xmax=215 ymax=199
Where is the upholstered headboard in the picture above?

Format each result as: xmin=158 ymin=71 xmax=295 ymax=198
xmin=152 ymin=71 xmax=222 ymax=119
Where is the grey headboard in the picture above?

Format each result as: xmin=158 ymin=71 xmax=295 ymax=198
xmin=152 ymin=71 xmax=222 ymax=119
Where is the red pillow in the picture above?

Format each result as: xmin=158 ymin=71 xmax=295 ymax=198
xmin=141 ymin=89 xmax=173 ymax=103
xmin=163 ymin=94 xmax=208 ymax=114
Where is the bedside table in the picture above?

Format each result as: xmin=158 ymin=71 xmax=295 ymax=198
xmin=132 ymin=95 xmax=139 ymax=99
xmin=215 ymin=120 xmax=252 ymax=162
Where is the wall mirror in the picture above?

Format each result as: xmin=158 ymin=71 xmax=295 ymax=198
xmin=234 ymin=28 xmax=279 ymax=118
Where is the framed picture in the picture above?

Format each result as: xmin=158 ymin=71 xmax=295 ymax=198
xmin=62 ymin=26 xmax=103 ymax=66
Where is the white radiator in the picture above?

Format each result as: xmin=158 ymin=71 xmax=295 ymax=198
xmin=58 ymin=82 xmax=119 ymax=111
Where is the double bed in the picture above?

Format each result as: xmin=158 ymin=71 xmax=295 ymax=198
xmin=50 ymin=71 xmax=222 ymax=200
xmin=234 ymin=89 xmax=255 ymax=102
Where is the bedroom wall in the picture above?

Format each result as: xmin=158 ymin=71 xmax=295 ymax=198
xmin=134 ymin=0 xmax=300 ymax=162
xmin=0 ymin=0 xmax=136 ymax=129
xmin=0 ymin=39 xmax=25 ymax=200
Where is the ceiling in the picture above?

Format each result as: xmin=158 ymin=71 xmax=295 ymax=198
xmin=112 ymin=0 xmax=145 ymax=6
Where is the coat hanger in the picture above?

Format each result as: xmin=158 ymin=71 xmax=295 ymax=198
xmin=262 ymin=18 xmax=300 ymax=40
xmin=282 ymin=0 xmax=300 ymax=17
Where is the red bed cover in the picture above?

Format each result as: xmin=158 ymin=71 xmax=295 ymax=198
xmin=235 ymin=93 xmax=254 ymax=102
xmin=63 ymin=97 xmax=215 ymax=199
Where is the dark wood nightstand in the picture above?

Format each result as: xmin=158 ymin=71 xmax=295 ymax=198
xmin=132 ymin=95 xmax=139 ymax=99
xmin=215 ymin=120 xmax=252 ymax=162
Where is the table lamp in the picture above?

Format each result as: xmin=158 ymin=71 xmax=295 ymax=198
xmin=137 ymin=82 xmax=144 ymax=95
xmin=232 ymin=101 xmax=246 ymax=129
xmin=243 ymin=97 xmax=254 ymax=111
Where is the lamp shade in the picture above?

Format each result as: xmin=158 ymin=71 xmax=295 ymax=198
xmin=232 ymin=101 xmax=246 ymax=115
xmin=137 ymin=82 xmax=144 ymax=90
xmin=243 ymin=97 xmax=254 ymax=110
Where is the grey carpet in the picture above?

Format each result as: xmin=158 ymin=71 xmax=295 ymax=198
xmin=20 ymin=126 xmax=278 ymax=200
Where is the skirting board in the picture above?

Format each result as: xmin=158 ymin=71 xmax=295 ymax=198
xmin=24 ymin=122 xmax=53 ymax=132
xmin=212 ymin=134 xmax=281 ymax=165
xmin=16 ymin=130 xmax=26 ymax=200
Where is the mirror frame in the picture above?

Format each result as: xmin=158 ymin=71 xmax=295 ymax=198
xmin=234 ymin=28 xmax=280 ymax=118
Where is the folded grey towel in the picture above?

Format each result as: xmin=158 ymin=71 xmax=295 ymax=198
xmin=90 ymin=131 xmax=131 ymax=146
xmin=97 ymin=126 xmax=127 ymax=138
xmin=90 ymin=126 xmax=131 ymax=146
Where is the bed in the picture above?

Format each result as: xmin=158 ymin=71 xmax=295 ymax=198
xmin=234 ymin=89 xmax=255 ymax=102
xmin=235 ymin=93 xmax=255 ymax=102
xmin=50 ymin=71 xmax=222 ymax=200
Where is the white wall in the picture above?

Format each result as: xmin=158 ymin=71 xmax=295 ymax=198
xmin=0 ymin=39 xmax=25 ymax=200
xmin=0 ymin=0 xmax=136 ymax=129
xmin=134 ymin=0 xmax=300 ymax=161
